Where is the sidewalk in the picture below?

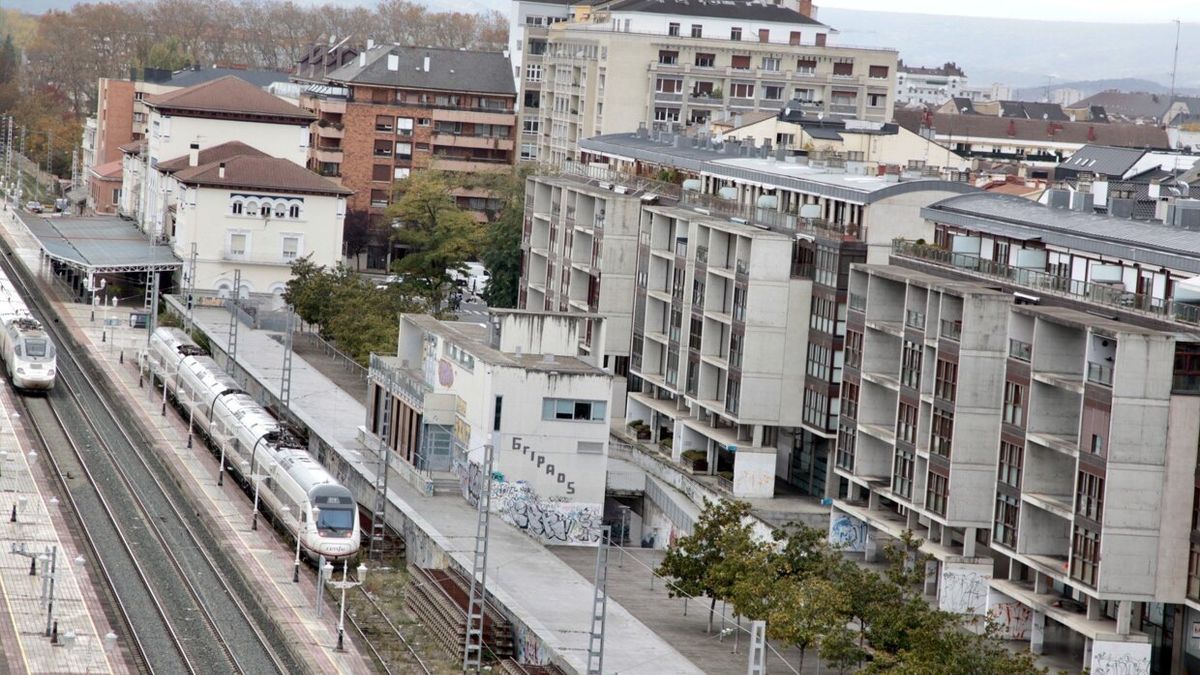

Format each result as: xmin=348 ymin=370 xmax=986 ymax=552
xmin=0 ymin=206 xmax=373 ymax=674
xmin=182 ymin=303 xmax=703 ymax=674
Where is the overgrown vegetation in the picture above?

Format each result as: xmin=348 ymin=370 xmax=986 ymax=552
xmin=657 ymin=500 xmax=1046 ymax=674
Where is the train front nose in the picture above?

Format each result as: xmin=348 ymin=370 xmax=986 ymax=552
xmin=317 ymin=541 xmax=357 ymax=560
xmin=15 ymin=363 xmax=55 ymax=389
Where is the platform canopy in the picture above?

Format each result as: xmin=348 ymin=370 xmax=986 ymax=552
xmin=21 ymin=215 xmax=182 ymax=275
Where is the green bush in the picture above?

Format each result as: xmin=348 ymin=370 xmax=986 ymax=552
xmin=681 ymin=449 xmax=706 ymax=463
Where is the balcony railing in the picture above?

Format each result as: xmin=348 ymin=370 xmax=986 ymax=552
xmin=893 ymin=240 xmax=1200 ymax=327
xmin=696 ymin=245 xmax=708 ymax=264
xmin=1086 ymin=361 xmax=1114 ymax=386
xmin=904 ymin=309 xmax=925 ymax=329
xmin=1009 ymin=339 xmax=1032 ymax=361
xmin=849 ymin=293 xmax=866 ymax=311
xmin=939 ymin=319 xmax=962 ymax=341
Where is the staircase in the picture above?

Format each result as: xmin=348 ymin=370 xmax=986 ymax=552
xmin=405 ymin=565 xmax=514 ymax=662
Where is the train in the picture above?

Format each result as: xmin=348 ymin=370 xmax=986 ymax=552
xmin=145 ymin=327 xmax=360 ymax=561
xmin=0 ymin=265 xmax=55 ymax=391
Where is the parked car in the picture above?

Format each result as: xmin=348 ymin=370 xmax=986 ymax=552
xmin=24 ymin=201 xmax=42 ymax=213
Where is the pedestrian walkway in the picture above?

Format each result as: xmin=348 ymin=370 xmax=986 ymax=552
xmin=0 ymin=207 xmax=373 ymax=674
xmin=179 ymin=302 xmax=702 ymax=674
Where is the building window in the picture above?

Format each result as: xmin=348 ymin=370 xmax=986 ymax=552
xmin=833 ymin=62 xmax=854 ymax=77
xmin=809 ymin=296 xmax=835 ymax=334
xmin=998 ymin=441 xmax=1023 ymax=488
xmin=806 ymin=343 xmax=831 ymax=380
xmin=526 ymin=64 xmax=542 ymax=82
xmin=994 ymin=494 xmax=1019 ymax=548
xmin=396 ymin=117 xmax=413 ymax=134
xmin=273 ymin=202 xmax=287 ymax=219
xmin=1090 ymin=434 xmax=1104 ymax=455
xmin=763 ymin=85 xmax=784 ymax=100
xmin=900 ymin=340 xmax=922 ymax=389
xmin=926 ymin=471 xmax=948 ymax=515
xmin=1075 ymin=470 xmax=1105 ymax=522
xmin=653 ymin=107 xmax=681 ymax=122
xmin=730 ymin=83 xmax=755 ymax=99
xmin=655 ymin=78 xmax=682 ymax=93
xmin=231 ymin=199 xmax=244 ymax=215
xmin=930 ymin=409 xmax=953 ymax=457
xmin=288 ymin=204 xmax=300 ymax=219
xmin=869 ymin=65 xmax=890 ymax=79
xmin=244 ymin=200 xmax=259 ymax=217
xmin=374 ymin=114 xmax=394 ymax=132
xmin=896 ymin=402 xmax=918 ymax=445
xmin=418 ymin=118 xmax=430 ymax=127
xmin=521 ymin=143 xmax=538 ymax=160
xmin=730 ymin=55 xmax=751 ymax=70
xmin=688 ymin=317 xmax=703 ymax=351
xmin=668 ymin=22 xmax=680 ymax=37
xmin=690 ymin=24 xmax=702 ymax=38
xmin=868 ymin=93 xmax=887 ymax=107
xmin=934 ymin=358 xmax=957 ymax=402
xmin=761 ymin=57 xmax=780 ymax=71
xmin=396 ymin=142 xmax=412 ymax=160
xmin=394 ymin=168 xmax=411 ymax=180
xmin=1003 ymin=381 xmax=1025 ymax=427
xmin=493 ymin=396 xmax=502 ymax=431
xmin=840 ymin=382 xmax=859 ymax=420
xmin=893 ymin=448 xmax=914 ymax=499
xmin=522 ymin=119 xmax=540 ymax=135
xmin=542 ymin=398 xmax=607 ymax=422
xmin=803 ymin=387 xmax=828 ymax=429
xmin=372 ymin=164 xmax=391 ymax=181
xmin=1189 ymin=542 xmax=1200 ymax=600
xmin=282 ymin=236 xmax=301 ymax=261
xmin=1070 ymin=526 xmax=1100 ymax=587
xmin=694 ymin=52 xmax=715 ymax=68
xmin=844 ymin=329 xmax=863 ymax=369
xmin=796 ymin=58 xmax=817 ymax=73
xmin=658 ymin=50 xmax=678 ymax=65
xmin=836 ymin=425 xmax=855 ymax=471
xmin=227 ymin=232 xmax=248 ymax=256
xmin=730 ymin=27 xmax=742 ymax=41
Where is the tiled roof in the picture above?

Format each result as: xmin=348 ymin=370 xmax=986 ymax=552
xmin=894 ymin=110 xmax=1170 ymax=149
xmin=146 ymin=75 xmax=314 ymax=121
xmin=118 ymin=140 xmax=147 ymax=155
xmin=173 ymin=155 xmax=351 ymax=196
xmin=1066 ymin=91 xmax=1173 ymax=121
xmin=1058 ymin=144 xmax=1147 ymax=177
xmin=165 ymin=68 xmax=290 ymax=89
xmin=607 ymin=0 xmax=825 ymax=24
xmin=326 ymin=45 xmax=516 ymax=96
xmin=90 ymin=160 xmax=123 ymax=179
xmin=999 ymin=101 xmax=1069 ymax=121
xmin=156 ymin=141 xmax=268 ymax=173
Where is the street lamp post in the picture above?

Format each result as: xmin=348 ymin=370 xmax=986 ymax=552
xmin=327 ymin=562 xmax=367 ymax=651
xmin=217 ymin=431 xmax=228 ymax=487
xmin=318 ymin=558 xmax=332 ymax=618
xmin=248 ymin=463 xmax=275 ymax=531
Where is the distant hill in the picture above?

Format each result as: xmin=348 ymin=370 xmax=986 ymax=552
xmin=818 ymin=8 xmax=1199 ymax=90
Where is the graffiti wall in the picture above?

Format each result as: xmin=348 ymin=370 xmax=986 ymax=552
xmin=938 ymin=560 xmax=991 ymax=615
xmin=987 ymin=590 xmax=1032 ymax=640
xmin=828 ymin=511 xmax=868 ymax=552
xmin=457 ymin=456 xmax=602 ymax=545
xmin=1090 ymin=640 xmax=1151 ymax=675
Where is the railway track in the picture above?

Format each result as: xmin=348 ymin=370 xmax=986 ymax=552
xmin=0 ymin=245 xmax=302 ymax=673
xmin=342 ymin=571 xmax=434 ymax=675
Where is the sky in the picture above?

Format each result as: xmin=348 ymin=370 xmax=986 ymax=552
xmin=815 ymin=0 xmax=1200 ymax=23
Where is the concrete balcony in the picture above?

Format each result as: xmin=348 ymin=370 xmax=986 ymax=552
xmin=312 ymin=147 xmax=343 ymax=163
xmin=431 ymin=133 xmax=515 ymax=151
xmin=221 ymin=250 xmax=296 ymax=267
xmin=430 ymin=108 xmax=515 ymax=126
xmin=315 ymin=124 xmax=344 ymax=140
xmin=316 ymin=99 xmax=346 ymax=114
xmin=429 ymin=157 xmax=513 ymax=173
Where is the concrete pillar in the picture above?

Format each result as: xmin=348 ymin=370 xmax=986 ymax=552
xmin=1116 ymin=600 xmax=1132 ymax=635
xmin=1086 ymin=596 xmax=1101 ymax=622
xmin=940 ymin=524 xmax=953 ymax=548
xmin=1082 ymin=638 xmax=1093 ymax=672
xmin=923 ymin=559 xmax=938 ymax=596
xmin=867 ymin=488 xmax=880 ymax=511
xmin=962 ymin=527 xmax=977 ymax=557
xmin=1030 ymin=610 xmax=1046 ymax=655
xmin=906 ymin=508 xmax=919 ymax=530
xmin=1034 ymin=571 xmax=1050 ymax=595
xmin=864 ymin=528 xmax=879 ymax=563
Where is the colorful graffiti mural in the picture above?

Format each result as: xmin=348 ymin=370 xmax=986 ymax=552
xmin=987 ymin=591 xmax=1033 ymax=640
xmin=457 ymin=456 xmax=601 ymax=545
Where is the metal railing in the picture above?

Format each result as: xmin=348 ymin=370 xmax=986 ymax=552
xmin=939 ymin=318 xmax=962 ymax=341
xmin=905 ymin=309 xmax=925 ymax=329
xmin=306 ymin=330 xmax=369 ymax=380
xmin=1086 ymin=361 xmax=1113 ymax=386
xmin=849 ymin=293 xmax=867 ymax=311
xmin=893 ymin=240 xmax=1200 ymax=327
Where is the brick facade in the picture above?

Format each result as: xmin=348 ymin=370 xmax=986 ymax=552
xmin=96 ymin=79 xmax=136 ymax=167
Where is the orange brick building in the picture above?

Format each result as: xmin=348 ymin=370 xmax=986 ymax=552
xmin=298 ymin=45 xmax=516 ymax=268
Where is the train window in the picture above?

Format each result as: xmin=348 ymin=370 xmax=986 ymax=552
xmin=317 ymin=508 xmax=354 ymax=532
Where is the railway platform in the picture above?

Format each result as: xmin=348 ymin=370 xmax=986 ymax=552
xmin=0 ymin=206 xmax=373 ymax=674
xmin=168 ymin=302 xmax=703 ymax=674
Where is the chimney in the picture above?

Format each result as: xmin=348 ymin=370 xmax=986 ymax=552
xmin=367 ymin=38 xmax=375 ymax=50
xmin=358 ymin=51 xmax=366 ymax=67
xmin=188 ymin=143 xmax=199 ymax=167
xmin=218 ymin=162 xmax=226 ymax=179
xmin=387 ymin=54 xmax=399 ymax=71
xmin=422 ymin=54 xmax=431 ymax=73
xmin=797 ymin=0 xmax=814 ymax=16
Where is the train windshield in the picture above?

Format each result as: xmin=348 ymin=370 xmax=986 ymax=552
xmin=23 ymin=339 xmax=50 ymax=359
xmin=317 ymin=507 xmax=355 ymax=535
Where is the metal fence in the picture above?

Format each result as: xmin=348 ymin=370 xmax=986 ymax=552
xmin=302 ymin=331 xmax=369 ymax=381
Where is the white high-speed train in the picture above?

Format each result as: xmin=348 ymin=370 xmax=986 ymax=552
xmin=145 ymin=327 xmax=359 ymax=561
xmin=0 ymin=266 xmax=55 ymax=391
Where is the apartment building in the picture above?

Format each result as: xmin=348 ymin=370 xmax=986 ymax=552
xmin=894 ymin=61 xmax=968 ymax=106
xmin=516 ymin=0 xmax=897 ymax=164
xmin=530 ymin=132 xmax=973 ymax=498
xmin=366 ymin=310 xmax=611 ymax=544
xmin=297 ymin=45 xmax=516 ymax=268
xmin=831 ymin=191 xmax=1200 ymax=673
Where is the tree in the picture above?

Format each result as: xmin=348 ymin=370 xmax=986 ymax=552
xmin=387 ymin=172 xmax=483 ymax=313
xmin=656 ymin=499 xmax=758 ymax=633
xmin=145 ymin=38 xmax=190 ymax=71
xmin=479 ymin=169 xmax=528 ymax=308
